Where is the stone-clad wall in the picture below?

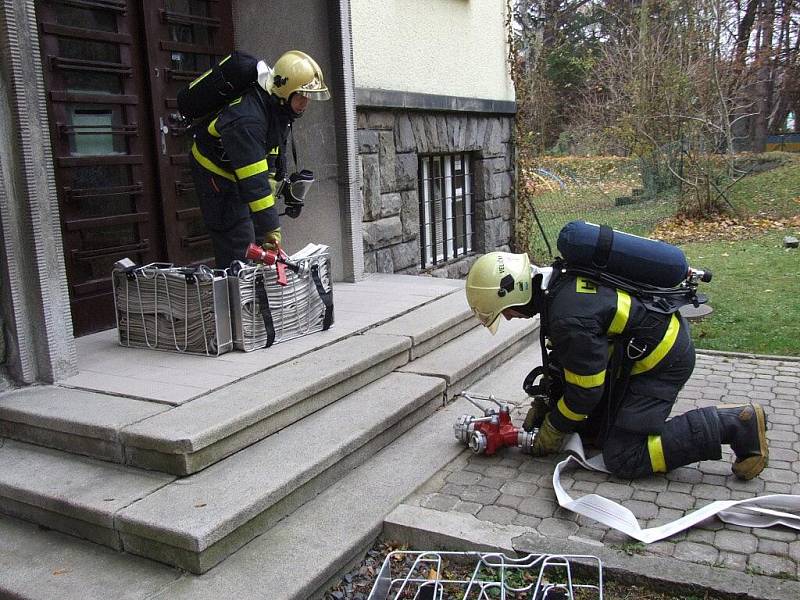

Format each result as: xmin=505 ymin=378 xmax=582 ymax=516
xmin=357 ymin=109 xmax=514 ymax=278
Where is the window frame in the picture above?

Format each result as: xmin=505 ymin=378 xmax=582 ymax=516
xmin=418 ymin=152 xmax=475 ymax=268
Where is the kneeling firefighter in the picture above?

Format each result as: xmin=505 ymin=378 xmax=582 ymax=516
xmin=465 ymin=251 xmax=769 ymax=480
xmin=188 ymin=50 xmax=329 ymax=268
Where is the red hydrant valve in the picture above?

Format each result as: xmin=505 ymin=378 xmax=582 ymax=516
xmin=453 ymin=393 xmax=535 ymax=455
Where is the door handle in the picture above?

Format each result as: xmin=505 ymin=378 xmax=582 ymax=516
xmin=159 ymin=117 xmax=168 ymax=155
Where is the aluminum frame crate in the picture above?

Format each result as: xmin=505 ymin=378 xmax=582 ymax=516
xmin=112 ymin=262 xmax=233 ymax=356
xmin=228 ymin=249 xmax=333 ymax=351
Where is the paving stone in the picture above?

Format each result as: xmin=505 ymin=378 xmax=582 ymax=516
xmin=594 ymin=482 xmax=634 ymax=501
xmin=632 ymin=490 xmax=657 ymax=502
xmin=512 ymin=515 xmax=542 ymax=529
xmin=666 ymin=467 xmax=704 ymax=484
xmin=538 ymin=517 xmax=579 ymax=538
xmin=715 ymin=530 xmax=758 ymax=554
xmin=453 ymin=501 xmax=482 ymax=515
xmin=484 ymin=466 xmax=518 ymax=480
xmin=517 ymin=497 xmax=558 ymax=518
xmin=440 ymin=483 xmax=466 ymax=496
xmin=478 ymin=477 xmax=506 ymax=490
xmin=621 ymin=499 xmax=658 ymax=520
xmin=686 ymin=528 xmax=716 ymax=544
xmin=445 ymin=471 xmax=482 ymax=485
xmin=666 ymin=481 xmax=694 ymax=494
xmin=656 ymin=491 xmax=696 ymax=510
xmin=459 ymin=486 xmax=500 ymax=505
xmin=633 ymin=476 xmax=668 ymax=492
xmin=500 ymin=481 xmax=538 ymax=497
xmin=758 ymin=539 xmax=789 ymax=556
xmin=476 ymin=505 xmax=517 ymax=525
xmin=646 ymin=541 xmax=676 ymax=557
xmin=673 ymin=541 xmax=719 ymax=565
xmin=693 ymin=483 xmax=732 ymax=500
xmin=747 ymin=553 xmax=797 ymax=577
xmin=717 ymin=551 xmax=748 ymax=572
xmin=495 ymin=494 xmax=523 ymax=510
xmin=420 ymin=493 xmax=459 ymax=512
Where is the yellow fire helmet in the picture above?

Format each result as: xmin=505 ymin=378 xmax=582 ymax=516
xmin=261 ymin=50 xmax=330 ymax=101
xmin=465 ymin=252 xmax=534 ymax=335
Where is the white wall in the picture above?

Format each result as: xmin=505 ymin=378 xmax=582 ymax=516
xmin=351 ymin=0 xmax=514 ymax=102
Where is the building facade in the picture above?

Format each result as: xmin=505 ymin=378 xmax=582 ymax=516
xmin=0 ymin=0 xmax=515 ymax=386
xmin=352 ymin=0 xmax=515 ymax=278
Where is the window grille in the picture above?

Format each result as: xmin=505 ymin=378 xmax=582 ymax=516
xmin=418 ymin=153 xmax=475 ymax=268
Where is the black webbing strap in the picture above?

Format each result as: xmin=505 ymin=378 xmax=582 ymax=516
xmin=592 ymin=224 xmax=614 ymax=268
xmin=254 ymin=274 xmax=276 ymax=347
xmin=310 ymin=264 xmax=334 ymax=330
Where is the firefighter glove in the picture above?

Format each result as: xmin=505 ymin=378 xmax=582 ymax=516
xmin=529 ymin=413 xmax=567 ymax=457
xmin=263 ymin=228 xmax=282 ymax=251
xmin=523 ymin=396 xmax=550 ymax=432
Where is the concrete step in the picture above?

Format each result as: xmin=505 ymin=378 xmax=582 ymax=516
xmin=0 ymin=371 xmax=445 ymax=574
xmin=399 ymin=314 xmax=539 ymax=400
xmin=0 ymin=396 xmax=473 ymax=600
xmin=0 ymin=290 xmax=475 ymax=476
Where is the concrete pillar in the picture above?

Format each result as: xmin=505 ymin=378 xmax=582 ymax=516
xmin=0 ymin=1 xmax=77 ymax=383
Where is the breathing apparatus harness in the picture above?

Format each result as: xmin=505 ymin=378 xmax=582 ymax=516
xmin=523 ymin=248 xmax=712 ymax=442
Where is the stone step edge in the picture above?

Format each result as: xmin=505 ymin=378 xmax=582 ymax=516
xmin=0 ymin=290 xmax=466 ymax=468
xmin=382 ymin=505 xmax=800 ymax=600
xmin=114 ymin=373 xmax=446 ymax=571
xmin=144 ymin=399 xmax=474 ymax=599
xmin=122 ymin=343 xmax=410 ymax=475
xmin=400 ymin=318 xmax=540 ymax=400
xmin=0 ymin=374 xmax=445 ymax=574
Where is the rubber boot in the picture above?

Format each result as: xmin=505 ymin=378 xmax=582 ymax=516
xmin=717 ymin=404 xmax=769 ymax=480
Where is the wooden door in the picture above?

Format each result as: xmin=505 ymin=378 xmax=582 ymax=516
xmin=141 ymin=0 xmax=234 ymax=266
xmin=36 ymin=0 xmax=234 ymax=335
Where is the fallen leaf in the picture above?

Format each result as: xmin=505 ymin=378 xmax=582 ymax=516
xmin=194 ymin=502 xmax=207 ymax=508
xmin=52 ymin=568 xmax=71 ymax=576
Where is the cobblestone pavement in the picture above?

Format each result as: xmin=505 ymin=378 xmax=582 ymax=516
xmin=405 ymin=352 xmax=800 ymax=582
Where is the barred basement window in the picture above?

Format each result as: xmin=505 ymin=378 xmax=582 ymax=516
xmin=418 ymin=153 xmax=475 ymax=268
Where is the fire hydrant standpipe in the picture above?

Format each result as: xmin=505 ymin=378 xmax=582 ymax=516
xmin=454 ymin=392 xmax=535 ymax=455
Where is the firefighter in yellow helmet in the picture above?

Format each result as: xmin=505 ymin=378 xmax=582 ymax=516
xmin=190 ymin=50 xmax=329 ymax=268
xmin=466 ymin=252 xmax=769 ymax=481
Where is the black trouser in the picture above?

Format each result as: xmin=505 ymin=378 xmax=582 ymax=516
xmin=190 ymin=158 xmax=254 ymax=270
xmin=601 ymin=322 xmax=722 ymax=479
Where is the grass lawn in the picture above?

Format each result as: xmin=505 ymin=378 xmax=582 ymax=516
xmin=519 ymin=153 xmax=800 ymax=356
xmin=680 ymin=230 xmax=800 ymax=356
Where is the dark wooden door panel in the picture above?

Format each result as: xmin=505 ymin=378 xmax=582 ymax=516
xmin=141 ymin=0 xmax=234 ymax=267
xmin=37 ymin=0 xmax=234 ymax=335
xmin=37 ymin=0 xmax=164 ymax=335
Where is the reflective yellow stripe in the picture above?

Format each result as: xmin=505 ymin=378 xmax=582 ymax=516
xmin=235 ymin=159 xmax=268 ymax=180
xmin=632 ymin=314 xmax=680 ymax=375
xmin=191 ymin=143 xmax=235 ymax=181
xmin=218 ymin=54 xmax=231 ymax=65
xmin=228 ymin=96 xmax=242 ymax=106
xmin=248 ymin=195 xmax=275 ymax=212
xmin=268 ymin=146 xmax=279 ymax=155
xmin=557 ymin=397 xmax=587 ymax=422
xmin=648 ymin=435 xmax=667 ymax=472
xmin=207 ymin=118 xmax=220 ymax=138
xmin=189 ymin=68 xmax=212 ymax=89
xmin=608 ymin=290 xmax=631 ymax=335
xmin=564 ymin=368 xmax=606 ymax=389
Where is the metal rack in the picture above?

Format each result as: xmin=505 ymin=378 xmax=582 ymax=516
xmin=112 ymin=262 xmax=233 ymax=356
xmin=368 ymin=551 xmax=603 ymax=600
xmin=228 ymin=246 xmax=332 ymax=351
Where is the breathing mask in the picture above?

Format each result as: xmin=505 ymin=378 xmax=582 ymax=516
xmin=279 ymin=169 xmax=314 ymax=218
